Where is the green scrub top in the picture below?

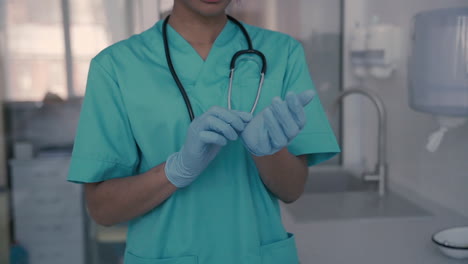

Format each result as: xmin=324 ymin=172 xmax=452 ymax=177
xmin=68 ymin=19 xmax=340 ymax=264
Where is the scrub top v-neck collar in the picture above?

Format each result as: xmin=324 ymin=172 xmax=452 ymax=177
xmin=154 ymin=18 xmax=241 ymax=85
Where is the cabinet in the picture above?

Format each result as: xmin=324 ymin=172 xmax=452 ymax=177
xmin=10 ymin=156 xmax=85 ymax=264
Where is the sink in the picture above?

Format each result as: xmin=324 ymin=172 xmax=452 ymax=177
xmin=283 ymin=167 xmax=431 ymax=222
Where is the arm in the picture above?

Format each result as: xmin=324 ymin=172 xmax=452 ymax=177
xmin=85 ymin=162 xmax=176 ymax=227
xmin=83 ymin=107 xmax=252 ymax=227
xmin=253 ymin=150 xmax=308 ymax=203
xmin=240 ymin=91 xmax=315 ymax=203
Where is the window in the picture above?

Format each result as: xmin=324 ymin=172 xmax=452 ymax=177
xmin=70 ymin=0 xmax=117 ymax=96
xmin=3 ymin=0 xmax=131 ymax=101
xmin=5 ymin=0 xmax=66 ymax=101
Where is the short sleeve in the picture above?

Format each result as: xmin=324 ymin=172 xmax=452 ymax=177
xmin=284 ymin=40 xmax=341 ymax=166
xmin=68 ymin=58 xmax=140 ymax=183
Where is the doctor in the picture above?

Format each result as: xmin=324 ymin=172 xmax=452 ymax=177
xmin=68 ymin=0 xmax=340 ymax=263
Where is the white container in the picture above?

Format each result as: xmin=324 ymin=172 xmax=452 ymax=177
xmin=367 ymin=24 xmax=401 ymax=79
xmin=350 ymin=24 xmax=368 ymax=78
xmin=432 ymin=226 xmax=468 ymax=259
xmin=349 ymin=20 xmax=401 ymax=79
xmin=409 ymin=8 xmax=468 ymax=116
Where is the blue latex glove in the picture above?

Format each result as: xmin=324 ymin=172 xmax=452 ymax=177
xmin=241 ymin=90 xmax=316 ymax=156
xmin=165 ymin=106 xmax=252 ymax=188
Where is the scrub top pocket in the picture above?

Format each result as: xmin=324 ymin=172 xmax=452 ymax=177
xmin=260 ymin=233 xmax=300 ymax=264
xmin=124 ymin=251 xmax=198 ymax=264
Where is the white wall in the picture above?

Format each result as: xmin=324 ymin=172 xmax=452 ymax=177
xmin=344 ymin=0 xmax=468 ymax=217
xmin=299 ymin=0 xmax=340 ymax=38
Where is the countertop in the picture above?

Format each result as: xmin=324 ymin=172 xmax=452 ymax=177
xmin=281 ymin=184 xmax=468 ymax=264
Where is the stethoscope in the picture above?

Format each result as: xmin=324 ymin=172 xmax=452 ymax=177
xmin=163 ymin=15 xmax=267 ymax=121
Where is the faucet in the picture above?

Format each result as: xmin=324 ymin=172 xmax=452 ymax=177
xmin=332 ymin=88 xmax=388 ymax=196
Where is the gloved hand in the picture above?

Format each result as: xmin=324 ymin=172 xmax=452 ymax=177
xmin=240 ymin=90 xmax=315 ymax=156
xmin=165 ymin=106 xmax=252 ymax=188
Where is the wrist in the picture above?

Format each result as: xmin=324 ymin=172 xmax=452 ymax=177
xmin=252 ymin=147 xmax=288 ymax=160
xmin=165 ymin=152 xmax=194 ymax=188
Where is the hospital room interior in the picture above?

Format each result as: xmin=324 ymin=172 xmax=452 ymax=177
xmin=1 ymin=0 xmax=468 ymax=263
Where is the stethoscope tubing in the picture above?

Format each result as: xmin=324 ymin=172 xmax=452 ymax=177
xmin=163 ymin=15 xmax=267 ymax=121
